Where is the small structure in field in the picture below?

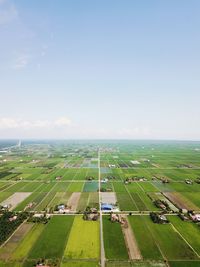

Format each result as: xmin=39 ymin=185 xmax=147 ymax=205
xmin=153 ymin=199 xmax=171 ymax=211
xmin=9 ymin=215 xmax=17 ymax=222
xmin=195 ymin=178 xmax=200 ymax=184
xmin=26 ymin=202 xmax=36 ymax=209
xmin=36 ymin=263 xmax=50 ymax=267
xmin=189 ymin=213 xmax=200 ymax=222
xmin=55 ymin=176 xmax=62 ymax=180
xmin=55 ymin=204 xmax=71 ymax=213
xmin=161 ymin=177 xmax=169 ymax=184
xmin=110 ymin=213 xmax=128 ymax=227
xmin=124 ymin=176 xmax=147 ymax=184
xmin=150 ymin=212 xmax=169 ymax=224
xmin=101 ymin=178 xmax=108 ymax=183
xmin=101 ymin=203 xmax=119 ymax=212
xmin=185 ymin=179 xmax=193 ymax=185
xmin=0 ymin=204 xmax=10 ymax=211
xmin=83 ymin=206 xmax=98 ymax=221
xmin=109 ymin=164 xmax=116 ymax=168
xmin=130 ymin=160 xmax=141 ymax=165
xmin=86 ymin=176 xmax=95 ymax=181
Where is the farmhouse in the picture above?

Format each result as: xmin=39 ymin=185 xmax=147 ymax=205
xmin=56 ymin=176 xmax=62 ymax=180
xmin=101 ymin=203 xmax=119 ymax=212
xmin=109 ymin=164 xmax=116 ymax=168
xmin=190 ymin=213 xmax=200 ymax=222
xmin=36 ymin=264 xmax=50 ymax=267
xmin=101 ymin=204 xmax=113 ymax=211
xmin=158 ymin=214 xmax=168 ymax=223
xmin=130 ymin=160 xmax=140 ymax=165
xmin=9 ymin=215 xmax=17 ymax=222
xmin=150 ymin=212 xmax=169 ymax=224
xmin=185 ymin=179 xmax=193 ymax=185
xmin=55 ymin=204 xmax=71 ymax=213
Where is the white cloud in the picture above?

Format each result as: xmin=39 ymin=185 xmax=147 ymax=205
xmin=54 ymin=117 xmax=71 ymax=127
xmin=0 ymin=117 xmax=71 ymax=129
xmin=12 ymin=54 xmax=30 ymax=70
xmin=0 ymin=117 xmax=19 ymax=128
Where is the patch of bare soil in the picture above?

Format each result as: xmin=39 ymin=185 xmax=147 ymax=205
xmin=152 ymin=163 xmax=161 ymax=168
xmin=1 ymin=192 xmax=32 ymax=210
xmin=67 ymin=192 xmax=81 ymax=211
xmin=0 ymin=222 xmax=33 ymax=260
xmin=164 ymin=192 xmax=189 ymax=210
xmin=101 ymin=192 xmax=117 ymax=204
xmin=122 ymin=216 xmax=142 ymax=260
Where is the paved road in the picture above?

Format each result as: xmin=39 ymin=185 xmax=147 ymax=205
xmin=98 ymin=149 xmax=106 ymax=267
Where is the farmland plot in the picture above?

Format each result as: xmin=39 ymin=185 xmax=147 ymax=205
xmin=67 ymin=192 xmax=81 ymax=211
xmin=169 ymin=216 xmax=200 ymax=255
xmin=64 ymin=216 xmax=100 ymax=259
xmin=103 ymin=216 xmax=129 ymax=260
xmin=116 ymin=192 xmax=137 ymax=211
xmin=1 ymin=192 xmax=31 ymax=210
xmin=128 ymin=216 xmax=162 ymax=260
xmin=101 ymin=192 xmax=117 ymax=204
xmin=0 ymin=222 xmax=33 ymax=261
xmin=28 ymin=216 xmax=74 ymax=260
xmin=11 ymin=224 xmax=45 ymax=261
xmin=143 ymin=216 xmax=198 ymax=260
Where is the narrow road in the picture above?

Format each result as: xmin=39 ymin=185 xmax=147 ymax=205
xmin=98 ymin=148 xmax=105 ymax=267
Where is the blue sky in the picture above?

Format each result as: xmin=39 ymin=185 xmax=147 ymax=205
xmin=0 ymin=0 xmax=200 ymax=140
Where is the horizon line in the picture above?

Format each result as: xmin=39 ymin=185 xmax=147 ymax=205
xmin=0 ymin=138 xmax=200 ymax=142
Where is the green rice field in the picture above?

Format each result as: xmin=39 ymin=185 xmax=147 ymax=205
xmin=0 ymin=140 xmax=200 ymax=267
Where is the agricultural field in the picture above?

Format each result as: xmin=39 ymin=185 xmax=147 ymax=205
xmin=0 ymin=140 xmax=200 ymax=267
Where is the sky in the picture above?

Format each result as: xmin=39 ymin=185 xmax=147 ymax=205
xmin=0 ymin=0 xmax=200 ymax=140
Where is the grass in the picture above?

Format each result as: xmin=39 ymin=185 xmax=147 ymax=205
xmin=128 ymin=216 xmax=162 ymax=260
xmin=51 ymin=182 xmax=70 ymax=192
xmin=35 ymin=191 xmax=56 ymax=210
xmin=112 ymin=182 xmax=127 ymax=192
xmin=64 ymin=216 xmax=100 ymax=259
xmin=169 ymin=261 xmax=200 ymax=267
xmin=28 ymin=215 xmax=74 ymax=260
xmin=83 ymin=181 xmax=99 ymax=192
xmin=0 ymin=191 xmax=13 ymax=203
xmin=14 ymin=192 xmax=44 ymax=211
xmin=181 ymin=192 xmax=200 ymax=209
xmin=125 ymin=183 xmax=143 ymax=193
xmin=103 ymin=216 xmax=129 ymax=260
xmin=143 ymin=216 xmax=198 ymax=260
xmin=0 ymin=223 xmax=33 ymax=261
xmin=106 ymin=261 xmax=167 ymax=267
xmin=77 ymin=193 xmax=90 ymax=211
xmin=61 ymin=261 xmax=99 ymax=267
xmin=67 ymin=182 xmax=84 ymax=192
xmin=130 ymin=193 xmax=147 ymax=210
xmin=169 ymin=216 xmax=200 ymax=255
xmin=11 ymin=223 xmax=45 ymax=261
xmin=116 ymin=192 xmax=137 ymax=211
xmin=0 ymin=262 xmax=22 ymax=267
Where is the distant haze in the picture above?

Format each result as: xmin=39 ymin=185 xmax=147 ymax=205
xmin=0 ymin=1 xmax=200 ymax=140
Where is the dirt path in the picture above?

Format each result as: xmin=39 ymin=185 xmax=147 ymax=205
xmin=67 ymin=192 xmax=81 ymax=211
xmin=122 ymin=216 xmax=142 ymax=260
